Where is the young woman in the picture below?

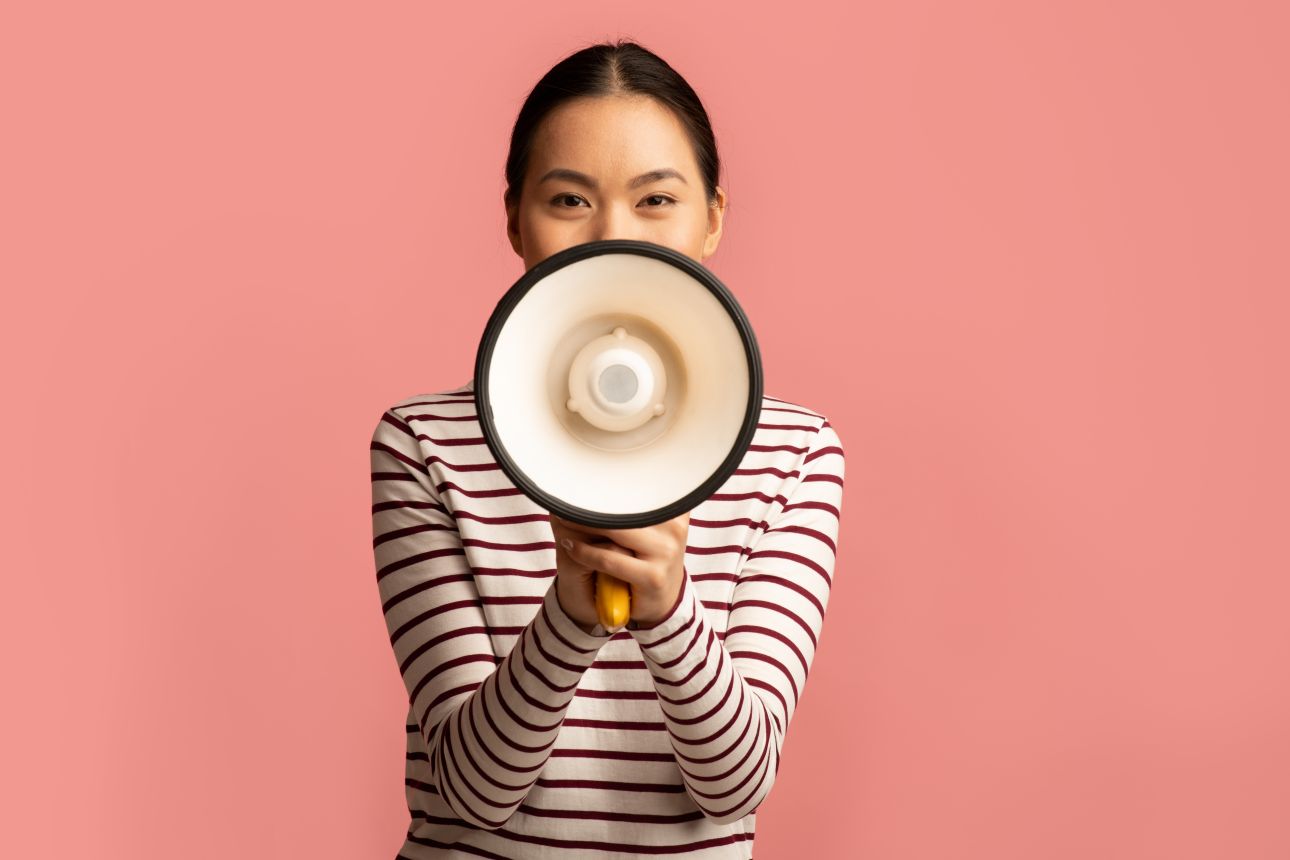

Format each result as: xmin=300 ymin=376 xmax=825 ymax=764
xmin=370 ymin=39 xmax=846 ymax=859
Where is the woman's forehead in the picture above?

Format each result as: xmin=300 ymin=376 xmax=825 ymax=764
xmin=529 ymin=96 xmax=697 ymax=178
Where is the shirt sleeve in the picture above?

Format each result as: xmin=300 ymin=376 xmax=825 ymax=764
xmin=370 ymin=406 xmax=613 ymax=831
xmin=627 ymin=417 xmax=845 ymax=824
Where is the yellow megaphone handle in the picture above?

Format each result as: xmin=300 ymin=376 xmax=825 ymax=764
xmin=594 ymin=571 xmax=631 ymax=630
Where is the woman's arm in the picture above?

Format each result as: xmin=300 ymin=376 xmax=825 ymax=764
xmin=629 ymin=418 xmax=845 ymax=823
xmin=370 ymin=406 xmax=611 ymax=830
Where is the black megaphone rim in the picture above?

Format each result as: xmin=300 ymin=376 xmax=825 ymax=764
xmin=473 ymin=238 xmax=763 ymax=529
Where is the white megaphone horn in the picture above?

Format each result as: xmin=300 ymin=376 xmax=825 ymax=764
xmin=473 ymin=239 xmax=763 ymax=629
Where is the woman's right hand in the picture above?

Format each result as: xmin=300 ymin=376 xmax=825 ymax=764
xmin=549 ymin=513 xmax=633 ymax=633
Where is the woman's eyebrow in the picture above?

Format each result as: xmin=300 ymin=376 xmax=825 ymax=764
xmin=537 ymin=168 xmax=688 ymax=189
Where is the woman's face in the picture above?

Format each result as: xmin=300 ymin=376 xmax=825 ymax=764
xmin=505 ymin=94 xmax=727 ymax=271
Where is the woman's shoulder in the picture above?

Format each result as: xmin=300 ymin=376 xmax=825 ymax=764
xmin=383 ymin=378 xmax=476 ymax=414
xmin=759 ymin=391 xmax=828 ymax=424
xmin=372 ymin=380 xmax=479 ymax=451
xmin=756 ymin=392 xmax=844 ymax=466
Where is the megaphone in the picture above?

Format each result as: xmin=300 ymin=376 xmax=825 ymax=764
xmin=473 ymin=239 xmax=763 ymax=630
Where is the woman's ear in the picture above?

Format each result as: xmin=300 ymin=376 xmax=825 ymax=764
xmin=701 ymin=186 xmax=727 ymax=261
xmin=504 ymin=193 xmax=524 ymax=258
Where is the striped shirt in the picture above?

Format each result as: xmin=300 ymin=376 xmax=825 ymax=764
xmin=370 ymin=378 xmax=846 ymax=859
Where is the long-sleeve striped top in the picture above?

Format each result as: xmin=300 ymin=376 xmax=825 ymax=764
xmin=370 ymin=378 xmax=845 ymax=859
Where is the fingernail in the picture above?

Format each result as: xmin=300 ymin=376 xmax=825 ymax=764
xmin=560 ymin=538 xmax=572 ymax=550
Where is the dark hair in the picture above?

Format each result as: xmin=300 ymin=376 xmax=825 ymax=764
xmin=503 ymin=39 xmax=722 ymax=208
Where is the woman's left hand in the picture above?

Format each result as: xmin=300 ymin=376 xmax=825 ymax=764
xmin=549 ymin=511 xmax=691 ymax=627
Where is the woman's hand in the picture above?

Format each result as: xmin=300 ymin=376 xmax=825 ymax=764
xmin=550 ymin=515 xmax=636 ymax=633
xmin=549 ymin=511 xmax=691 ymax=629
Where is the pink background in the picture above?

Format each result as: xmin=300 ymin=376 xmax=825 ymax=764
xmin=4 ymin=1 xmax=1288 ymax=858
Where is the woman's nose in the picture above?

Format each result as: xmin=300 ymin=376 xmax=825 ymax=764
xmin=587 ymin=205 xmax=644 ymax=243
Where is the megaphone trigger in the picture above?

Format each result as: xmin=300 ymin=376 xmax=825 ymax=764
xmin=594 ymin=570 xmax=632 ymax=631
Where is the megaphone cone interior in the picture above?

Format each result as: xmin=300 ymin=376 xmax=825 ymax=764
xmin=475 ymin=239 xmax=762 ymax=530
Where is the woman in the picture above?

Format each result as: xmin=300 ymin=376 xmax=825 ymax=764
xmin=370 ymin=39 xmax=845 ymax=859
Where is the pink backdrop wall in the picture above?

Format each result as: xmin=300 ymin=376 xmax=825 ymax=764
xmin=4 ymin=1 xmax=1288 ymax=858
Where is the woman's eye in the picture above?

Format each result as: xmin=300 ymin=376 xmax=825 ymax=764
xmin=642 ymin=194 xmax=676 ymax=207
xmin=552 ymin=194 xmax=588 ymax=208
